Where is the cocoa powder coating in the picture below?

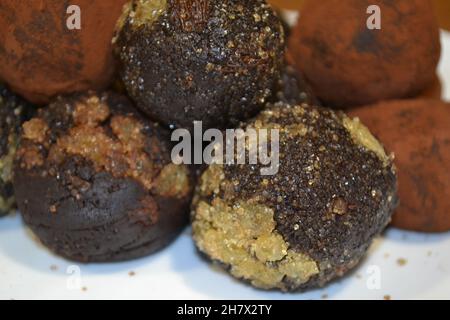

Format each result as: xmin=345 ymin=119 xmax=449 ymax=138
xmin=349 ymin=99 xmax=450 ymax=232
xmin=0 ymin=0 xmax=128 ymax=104
xmin=289 ymin=0 xmax=441 ymax=108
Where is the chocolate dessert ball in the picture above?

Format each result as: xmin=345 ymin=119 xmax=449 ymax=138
xmin=417 ymin=75 xmax=442 ymax=100
xmin=349 ymin=99 xmax=450 ymax=233
xmin=433 ymin=0 xmax=450 ymax=31
xmin=279 ymin=51 xmax=320 ymax=106
xmin=289 ymin=0 xmax=441 ymax=108
xmin=115 ymin=0 xmax=285 ymax=129
xmin=14 ymin=92 xmax=193 ymax=262
xmin=192 ymin=102 xmax=397 ymax=291
xmin=276 ymin=64 xmax=319 ymax=106
xmin=0 ymin=0 xmax=128 ymax=104
xmin=188 ymin=62 xmax=317 ymax=180
xmin=0 ymin=85 xmax=32 ymax=216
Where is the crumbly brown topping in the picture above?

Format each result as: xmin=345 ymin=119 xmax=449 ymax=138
xmin=16 ymin=144 xmax=44 ymax=170
xmin=22 ymin=119 xmax=49 ymax=144
xmin=17 ymin=93 xmax=190 ymax=197
xmin=73 ymin=96 xmax=110 ymax=127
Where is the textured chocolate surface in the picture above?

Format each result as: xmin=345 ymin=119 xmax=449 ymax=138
xmin=276 ymin=64 xmax=319 ymax=106
xmin=192 ymin=102 xmax=397 ymax=291
xmin=115 ymin=0 xmax=285 ymax=129
xmin=14 ymin=92 xmax=193 ymax=262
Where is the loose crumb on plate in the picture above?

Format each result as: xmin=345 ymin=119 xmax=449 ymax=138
xmin=49 ymin=265 xmax=58 ymax=271
xmin=82 ymin=287 xmax=88 ymax=292
xmin=397 ymin=258 xmax=407 ymax=266
xmin=128 ymin=271 xmax=136 ymax=277
xmin=384 ymin=295 xmax=391 ymax=300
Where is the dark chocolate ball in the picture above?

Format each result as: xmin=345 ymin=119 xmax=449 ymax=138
xmin=0 ymin=84 xmax=32 ymax=216
xmin=192 ymin=102 xmax=397 ymax=291
xmin=276 ymin=64 xmax=319 ymax=106
xmin=114 ymin=0 xmax=285 ymax=129
xmin=288 ymin=0 xmax=441 ymax=108
xmin=14 ymin=92 xmax=193 ymax=262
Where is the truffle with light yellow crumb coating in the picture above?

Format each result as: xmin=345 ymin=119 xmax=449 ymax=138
xmin=192 ymin=102 xmax=397 ymax=291
xmin=0 ymin=84 xmax=32 ymax=217
xmin=114 ymin=0 xmax=285 ymax=129
xmin=13 ymin=92 xmax=193 ymax=262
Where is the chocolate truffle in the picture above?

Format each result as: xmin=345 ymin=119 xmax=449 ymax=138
xmin=276 ymin=64 xmax=319 ymax=106
xmin=192 ymin=102 xmax=397 ymax=291
xmin=190 ymin=62 xmax=318 ymax=180
xmin=14 ymin=92 xmax=193 ymax=262
xmin=0 ymin=85 xmax=32 ymax=216
xmin=433 ymin=0 xmax=450 ymax=31
xmin=115 ymin=0 xmax=285 ymax=129
xmin=349 ymin=99 xmax=450 ymax=233
xmin=0 ymin=0 xmax=128 ymax=104
xmin=288 ymin=0 xmax=441 ymax=108
xmin=417 ymin=75 xmax=442 ymax=100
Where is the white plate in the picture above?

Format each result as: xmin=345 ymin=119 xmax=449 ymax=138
xmin=0 ymin=29 xmax=449 ymax=301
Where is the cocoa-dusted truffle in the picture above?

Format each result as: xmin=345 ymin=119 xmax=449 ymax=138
xmin=433 ymin=0 xmax=450 ymax=31
xmin=0 ymin=85 xmax=32 ymax=216
xmin=349 ymin=99 xmax=450 ymax=233
xmin=192 ymin=102 xmax=397 ymax=291
xmin=0 ymin=0 xmax=128 ymax=104
xmin=14 ymin=92 xmax=193 ymax=262
xmin=417 ymin=75 xmax=442 ymax=100
xmin=114 ymin=0 xmax=285 ymax=129
xmin=288 ymin=0 xmax=441 ymax=108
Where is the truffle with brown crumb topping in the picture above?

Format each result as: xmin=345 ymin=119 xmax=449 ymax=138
xmin=13 ymin=92 xmax=193 ymax=262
